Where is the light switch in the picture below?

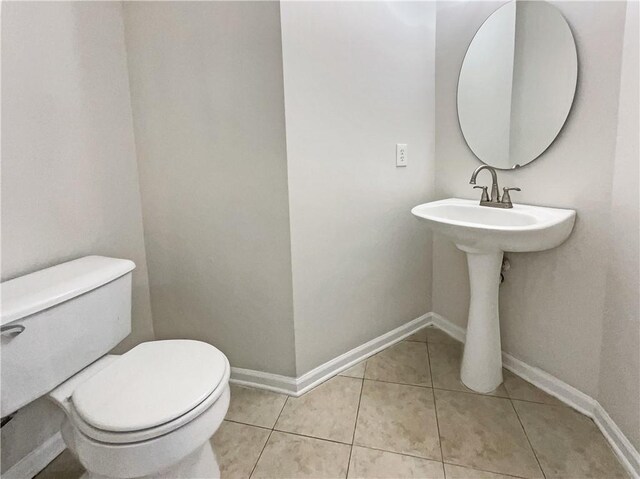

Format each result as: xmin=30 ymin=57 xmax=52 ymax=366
xmin=396 ymin=144 xmax=407 ymax=167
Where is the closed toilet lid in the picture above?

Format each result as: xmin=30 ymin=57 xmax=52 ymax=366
xmin=72 ymin=340 xmax=228 ymax=432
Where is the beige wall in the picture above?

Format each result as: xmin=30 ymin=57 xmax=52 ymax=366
xmin=598 ymin=0 xmax=640 ymax=449
xmin=433 ymin=1 xmax=627 ymax=397
xmin=1 ymin=1 xmax=154 ymax=472
xmin=123 ymin=2 xmax=297 ymax=376
xmin=280 ymin=1 xmax=437 ymax=374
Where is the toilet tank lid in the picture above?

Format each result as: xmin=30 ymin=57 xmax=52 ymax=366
xmin=1 ymin=256 xmax=135 ymax=326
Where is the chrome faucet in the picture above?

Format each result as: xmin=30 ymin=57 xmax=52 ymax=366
xmin=469 ymin=165 xmax=520 ymax=209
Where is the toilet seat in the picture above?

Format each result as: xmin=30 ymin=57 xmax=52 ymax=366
xmin=58 ymin=340 xmax=230 ymax=444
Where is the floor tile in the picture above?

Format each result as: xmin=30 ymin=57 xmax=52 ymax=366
xmin=340 ymin=361 xmax=366 ymax=379
xmin=275 ymin=376 xmax=362 ymax=443
xmin=365 ymin=341 xmax=431 ymax=387
xmin=348 ymin=446 xmax=444 ymax=478
xmin=211 ymin=420 xmax=269 ymax=479
xmin=502 ymin=370 xmax=563 ymax=406
xmin=426 ymin=326 xmax=458 ymax=345
xmin=407 ymin=328 xmax=428 ymax=342
xmin=428 ymin=342 xmax=508 ymax=397
xmin=34 ymin=449 xmax=84 ymax=479
xmin=434 ymin=389 xmax=543 ymax=478
xmin=226 ymin=384 xmax=288 ymax=428
xmin=252 ymin=431 xmax=350 ymax=479
xmin=513 ymin=401 xmax=628 ymax=478
xmin=354 ymin=380 xmax=441 ymax=460
xmin=444 ymin=463 xmax=517 ymax=479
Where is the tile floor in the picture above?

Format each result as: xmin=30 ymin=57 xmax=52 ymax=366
xmin=37 ymin=326 xmax=628 ymax=479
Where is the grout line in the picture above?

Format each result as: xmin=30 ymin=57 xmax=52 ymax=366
xmin=249 ymin=396 xmax=289 ymax=478
xmin=345 ymin=378 xmax=364 ymax=479
xmin=509 ymin=398 xmax=547 ymax=479
xmin=363 ymin=377 xmax=433 ymax=389
xmin=223 ymin=419 xmax=272 ymax=431
xmin=352 ymin=443 xmax=441 ymax=464
xmin=344 ymin=446 xmax=353 ymax=479
xmin=272 ymin=395 xmax=290 ymax=431
xmin=270 ymin=428 xmax=354 ymax=446
xmin=341 ymin=372 xmax=546 ymax=404
xmin=427 ymin=341 xmax=445 ymax=465
xmin=345 ymin=446 xmax=352 ymax=479
xmin=425 ymin=341 xmax=433 ymax=390
xmin=442 ymin=459 xmax=532 ymax=479
xmin=353 ymin=446 xmax=532 ymax=479
xmin=508 ymin=396 xmax=570 ymax=408
xmin=351 ymin=378 xmax=365 ymax=445
xmin=432 ymin=384 xmax=510 ymax=399
xmin=248 ymin=429 xmax=273 ymax=478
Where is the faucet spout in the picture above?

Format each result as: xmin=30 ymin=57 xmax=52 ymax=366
xmin=469 ymin=165 xmax=500 ymax=202
xmin=469 ymin=164 xmax=497 ymax=185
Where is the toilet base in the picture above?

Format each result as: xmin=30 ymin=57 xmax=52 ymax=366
xmin=59 ymin=385 xmax=230 ymax=479
xmin=80 ymin=441 xmax=220 ymax=479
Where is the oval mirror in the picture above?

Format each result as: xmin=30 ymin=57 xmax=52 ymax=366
xmin=457 ymin=1 xmax=577 ymax=169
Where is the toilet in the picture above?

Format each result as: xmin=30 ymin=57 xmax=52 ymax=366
xmin=0 ymin=256 xmax=230 ymax=479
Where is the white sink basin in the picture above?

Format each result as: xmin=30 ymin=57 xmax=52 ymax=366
xmin=411 ymin=198 xmax=575 ymax=253
xmin=411 ymin=198 xmax=576 ymax=393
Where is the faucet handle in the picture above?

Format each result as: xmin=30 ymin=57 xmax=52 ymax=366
xmin=501 ymin=187 xmax=521 ymax=208
xmin=473 ymin=185 xmax=489 ymax=202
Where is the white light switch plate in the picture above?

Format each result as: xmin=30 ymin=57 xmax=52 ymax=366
xmin=396 ymin=144 xmax=407 ymax=167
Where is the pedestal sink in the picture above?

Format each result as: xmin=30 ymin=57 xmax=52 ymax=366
xmin=412 ymin=198 xmax=576 ymax=393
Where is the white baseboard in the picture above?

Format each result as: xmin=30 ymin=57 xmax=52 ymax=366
xmin=429 ymin=311 xmax=466 ymax=342
xmin=501 ymin=351 xmax=597 ymax=417
xmin=230 ymin=312 xmax=432 ymax=396
xmin=431 ymin=312 xmax=639 ymax=479
xmin=593 ymin=402 xmax=640 ymax=478
xmin=294 ymin=312 xmax=432 ymax=395
xmin=230 ymin=368 xmax=297 ymax=396
xmin=3 ymin=431 xmax=65 ymax=479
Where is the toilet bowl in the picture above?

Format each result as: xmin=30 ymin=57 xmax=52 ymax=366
xmin=50 ymin=340 xmax=230 ymax=479
xmin=1 ymin=256 xmax=230 ymax=478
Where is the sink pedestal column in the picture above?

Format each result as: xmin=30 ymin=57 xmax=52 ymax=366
xmin=457 ymin=247 xmax=504 ymax=393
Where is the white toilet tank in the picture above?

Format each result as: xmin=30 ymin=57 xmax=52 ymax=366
xmin=1 ymin=256 xmax=134 ymax=418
